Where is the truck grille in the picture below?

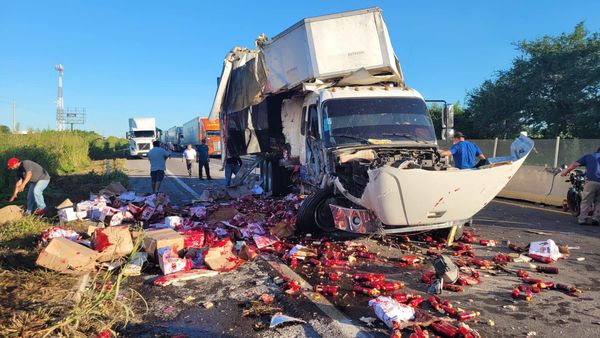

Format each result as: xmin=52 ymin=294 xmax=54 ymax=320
xmin=138 ymin=143 xmax=151 ymax=151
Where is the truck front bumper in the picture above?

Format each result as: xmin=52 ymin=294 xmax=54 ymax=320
xmin=329 ymin=203 xmax=469 ymax=234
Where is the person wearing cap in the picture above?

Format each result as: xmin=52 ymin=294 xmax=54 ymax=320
xmin=439 ymin=132 xmax=487 ymax=169
xmin=197 ymin=138 xmax=212 ymax=180
xmin=182 ymin=144 xmax=197 ymax=177
xmin=7 ymin=158 xmax=51 ymax=215
xmin=561 ymin=147 xmax=600 ymax=225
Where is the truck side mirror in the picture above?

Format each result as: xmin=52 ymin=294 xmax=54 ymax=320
xmin=441 ymin=128 xmax=454 ymax=141
xmin=125 ymin=132 xmax=131 ymax=140
xmin=442 ymin=104 xmax=454 ymax=129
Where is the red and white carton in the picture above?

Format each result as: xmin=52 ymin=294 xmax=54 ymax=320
xmin=157 ymin=246 xmax=191 ymax=275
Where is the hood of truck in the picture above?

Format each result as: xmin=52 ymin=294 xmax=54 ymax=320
xmin=334 ymin=135 xmax=534 ymax=226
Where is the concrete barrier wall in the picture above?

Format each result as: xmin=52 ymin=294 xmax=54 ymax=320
xmin=498 ymin=165 xmax=570 ymax=206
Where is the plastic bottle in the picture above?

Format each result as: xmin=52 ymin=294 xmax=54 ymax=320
xmin=430 ymin=321 xmax=459 ymax=337
xmin=443 ymin=304 xmax=458 ymax=316
xmin=427 ymin=296 xmax=443 ymax=313
xmin=536 ymin=266 xmax=559 ymax=274
xmin=408 ymin=295 xmax=423 ymax=308
xmin=352 ymin=273 xmax=385 ymax=283
xmin=328 ymin=272 xmax=340 ymax=281
xmin=516 ymin=269 xmax=529 ymax=278
xmin=314 ymin=285 xmax=338 ymax=296
xmin=457 ymin=311 xmax=480 ymax=321
xmin=391 ymin=293 xmax=409 ymax=303
xmin=443 ymin=283 xmax=464 ymax=292
xmin=381 ymin=282 xmax=404 ymax=291
xmin=528 ymin=254 xmax=553 ymax=264
xmin=352 ymin=285 xmax=380 ymax=297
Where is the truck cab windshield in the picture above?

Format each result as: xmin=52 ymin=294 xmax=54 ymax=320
xmin=133 ymin=130 xmax=155 ymax=138
xmin=322 ymin=97 xmax=436 ymax=146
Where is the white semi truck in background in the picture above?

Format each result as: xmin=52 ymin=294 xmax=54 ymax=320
xmin=165 ymin=126 xmax=184 ymax=152
xmin=210 ymin=8 xmax=534 ymax=238
xmin=127 ymin=117 xmax=159 ymax=158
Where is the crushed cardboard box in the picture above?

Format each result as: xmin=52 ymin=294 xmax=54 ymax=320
xmin=142 ymin=228 xmax=184 ymax=259
xmin=0 ymin=205 xmax=23 ymax=226
xmin=36 ymin=237 xmax=98 ymax=274
xmin=93 ymin=225 xmax=134 ymax=262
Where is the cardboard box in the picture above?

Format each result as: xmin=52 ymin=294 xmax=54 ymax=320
xmin=93 ymin=225 xmax=134 ymax=262
xmin=142 ymin=229 xmax=184 ymax=259
xmin=36 ymin=237 xmax=98 ymax=274
xmin=58 ymin=208 xmax=78 ymax=223
xmin=157 ymin=246 xmax=191 ymax=275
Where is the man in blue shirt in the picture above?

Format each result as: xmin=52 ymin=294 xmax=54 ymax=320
xmin=439 ymin=132 xmax=487 ymax=169
xmin=561 ymin=147 xmax=600 ymax=225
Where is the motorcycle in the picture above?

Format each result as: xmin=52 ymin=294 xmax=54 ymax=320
xmin=566 ymin=169 xmax=586 ymax=217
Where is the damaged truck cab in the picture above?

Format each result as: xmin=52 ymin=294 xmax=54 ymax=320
xmin=209 ymin=7 xmax=534 ymax=237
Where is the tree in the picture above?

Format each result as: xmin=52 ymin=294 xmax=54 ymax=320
xmin=0 ymin=125 xmax=10 ymax=134
xmin=466 ymin=23 xmax=600 ymax=138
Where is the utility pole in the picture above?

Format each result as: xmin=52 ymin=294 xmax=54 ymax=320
xmin=12 ymin=100 xmax=16 ymax=133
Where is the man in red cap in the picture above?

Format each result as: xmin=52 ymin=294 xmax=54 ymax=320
xmin=7 ymin=158 xmax=51 ymax=215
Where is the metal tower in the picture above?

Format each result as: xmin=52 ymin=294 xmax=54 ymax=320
xmin=55 ymin=64 xmax=64 ymax=131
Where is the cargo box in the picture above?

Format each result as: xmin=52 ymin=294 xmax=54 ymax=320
xmin=263 ymin=7 xmax=402 ymax=93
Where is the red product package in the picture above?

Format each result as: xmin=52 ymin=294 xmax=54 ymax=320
xmin=182 ymin=230 xmax=205 ymax=248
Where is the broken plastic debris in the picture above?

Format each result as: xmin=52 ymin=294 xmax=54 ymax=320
xmin=359 ymin=316 xmax=377 ymax=327
xmin=269 ymin=313 xmax=306 ymax=328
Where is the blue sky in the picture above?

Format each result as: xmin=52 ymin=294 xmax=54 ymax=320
xmin=1 ymin=0 xmax=598 ymax=136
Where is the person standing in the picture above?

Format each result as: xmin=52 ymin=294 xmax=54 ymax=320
xmin=7 ymin=158 xmax=51 ymax=215
xmin=147 ymin=140 xmax=170 ymax=193
xmin=561 ymin=147 xmax=600 ymax=225
xmin=225 ymin=154 xmax=243 ymax=186
xmin=439 ymin=132 xmax=487 ymax=169
xmin=182 ymin=144 xmax=197 ymax=177
xmin=197 ymin=139 xmax=212 ymax=180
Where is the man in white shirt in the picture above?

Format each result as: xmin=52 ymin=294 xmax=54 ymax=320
xmin=182 ymin=144 xmax=197 ymax=177
xmin=147 ymin=141 xmax=171 ymax=193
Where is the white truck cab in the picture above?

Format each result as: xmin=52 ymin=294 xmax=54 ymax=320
xmin=127 ymin=117 xmax=158 ymax=158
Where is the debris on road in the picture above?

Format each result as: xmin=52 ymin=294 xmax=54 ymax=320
xmin=26 ymin=180 xmax=586 ymax=337
xmin=269 ymin=313 xmax=306 ymax=328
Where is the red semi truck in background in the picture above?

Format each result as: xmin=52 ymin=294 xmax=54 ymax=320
xmin=182 ymin=116 xmax=221 ymax=156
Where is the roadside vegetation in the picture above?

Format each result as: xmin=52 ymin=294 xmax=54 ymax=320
xmin=0 ymin=130 xmax=137 ymax=337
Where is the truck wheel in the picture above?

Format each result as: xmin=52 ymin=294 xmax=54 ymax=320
xmin=296 ymin=188 xmax=366 ymax=240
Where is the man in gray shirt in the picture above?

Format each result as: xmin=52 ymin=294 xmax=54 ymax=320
xmin=8 ymin=157 xmax=51 ymax=215
xmin=147 ymin=140 xmax=171 ymax=193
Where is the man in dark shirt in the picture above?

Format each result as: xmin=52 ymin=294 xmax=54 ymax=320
xmin=561 ymin=147 xmax=600 ymax=225
xmin=197 ymin=139 xmax=212 ymax=180
xmin=225 ymin=154 xmax=243 ymax=187
xmin=7 ymin=158 xmax=51 ymax=214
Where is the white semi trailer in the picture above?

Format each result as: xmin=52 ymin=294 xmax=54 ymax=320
xmin=210 ymin=8 xmax=534 ymax=237
xmin=127 ymin=117 xmax=158 ymax=158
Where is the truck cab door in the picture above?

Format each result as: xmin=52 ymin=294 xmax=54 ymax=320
xmin=304 ymin=104 xmax=324 ymax=186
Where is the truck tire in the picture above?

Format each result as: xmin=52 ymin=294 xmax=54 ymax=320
xmin=260 ymin=158 xmax=291 ymax=196
xmin=296 ymin=188 xmax=366 ymax=240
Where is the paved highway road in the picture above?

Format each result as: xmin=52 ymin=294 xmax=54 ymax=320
xmin=127 ymin=154 xmax=227 ymax=205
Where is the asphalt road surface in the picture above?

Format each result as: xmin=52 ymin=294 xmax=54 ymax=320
xmin=124 ymin=157 xmax=600 ymax=338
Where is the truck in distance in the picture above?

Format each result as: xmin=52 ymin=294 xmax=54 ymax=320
xmin=182 ymin=117 xmax=221 ymax=156
xmin=127 ymin=117 xmax=158 ymax=158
